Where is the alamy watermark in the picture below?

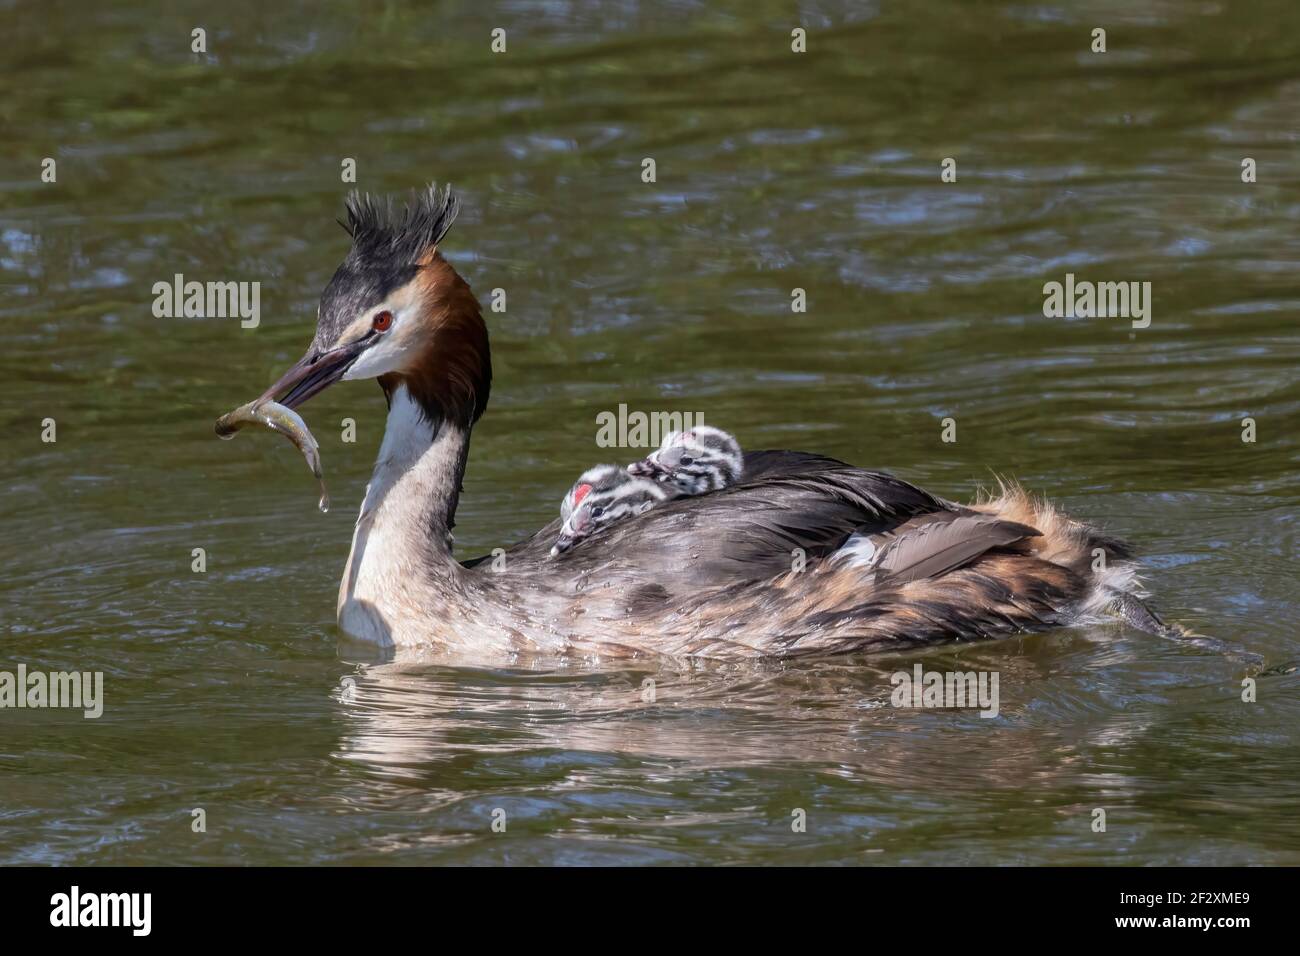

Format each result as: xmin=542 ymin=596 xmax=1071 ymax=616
xmin=50 ymin=886 xmax=150 ymax=936
xmin=0 ymin=664 xmax=103 ymax=718
xmin=1042 ymin=273 xmax=1151 ymax=329
xmin=151 ymin=273 xmax=260 ymax=327
xmin=595 ymin=403 xmax=705 ymax=448
xmin=890 ymin=663 xmax=999 ymax=718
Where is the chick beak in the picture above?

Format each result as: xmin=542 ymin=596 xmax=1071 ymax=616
xmin=627 ymin=458 xmax=668 ymax=480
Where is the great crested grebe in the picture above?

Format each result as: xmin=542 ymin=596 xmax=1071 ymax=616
xmin=551 ymin=464 xmax=669 ymax=556
xmin=628 ymin=425 xmax=744 ymax=494
xmin=246 ymin=185 xmax=1171 ymax=658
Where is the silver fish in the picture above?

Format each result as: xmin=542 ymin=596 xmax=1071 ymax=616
xmin=215 ymin=399 xmax=329 ymax=513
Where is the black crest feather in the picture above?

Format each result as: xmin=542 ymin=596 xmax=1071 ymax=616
xmin=314 ymin=184 xmax=462 ymax=346
xmin=341 ymin=183 xmax=460 ymax=266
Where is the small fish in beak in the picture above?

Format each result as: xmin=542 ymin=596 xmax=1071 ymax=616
xmin=215 ymin=399 xmax=329 ymax=513
xmin=255 ymin=339 xmax=370 ymax=412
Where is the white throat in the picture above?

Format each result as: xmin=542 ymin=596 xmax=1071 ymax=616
xmin=337 ymin=385 xmax=466 ymax=646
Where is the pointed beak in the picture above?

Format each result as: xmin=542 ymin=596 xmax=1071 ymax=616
xmin=258 ymin=339 xmax=369 ymax=410
xmin=551 ymin=513 xmax=590 ymax=557
xmin=626 ymin=458 xmax=660 ymax=479
xmin=627 ymin=458 xmax=670 ymax=482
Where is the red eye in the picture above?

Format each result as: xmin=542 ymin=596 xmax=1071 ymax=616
xmin=372 ymin=310 xmax=393 ymax=332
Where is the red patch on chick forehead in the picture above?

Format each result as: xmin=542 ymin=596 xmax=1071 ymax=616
xmin=571 ymin=483 xmax=593 ymax=506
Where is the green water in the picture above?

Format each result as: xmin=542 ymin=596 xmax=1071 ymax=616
xmin=2 ymin=0 xmax=1298 ymax=865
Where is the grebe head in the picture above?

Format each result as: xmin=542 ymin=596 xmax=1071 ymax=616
xmin=257 ymin=184 xmax=490 ymax=427
xmin=627 ymin=426 xmax=743 ymax=495
xmin=550 ymin=465 xmax=668 ymax=557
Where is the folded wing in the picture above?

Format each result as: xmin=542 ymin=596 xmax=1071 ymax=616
xmin=471 ymin=451 xmax=957 ymax=590
xmin=864 ymin=512 xmax=1042 ymax=583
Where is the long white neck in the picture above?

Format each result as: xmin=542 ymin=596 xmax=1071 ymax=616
xmin=337 ymin=385 xmax=468 ymax=645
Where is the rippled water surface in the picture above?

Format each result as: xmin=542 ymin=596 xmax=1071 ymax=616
xmin=2 ymin=0 xmax=1298 ymax=865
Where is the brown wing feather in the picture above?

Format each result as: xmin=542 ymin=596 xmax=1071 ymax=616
xmin=872 ymin=512 xmax=1041 ymax=584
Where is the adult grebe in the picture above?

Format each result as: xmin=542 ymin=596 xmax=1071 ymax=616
xmin=244 ymin=185 xmax=1168 ymax=657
